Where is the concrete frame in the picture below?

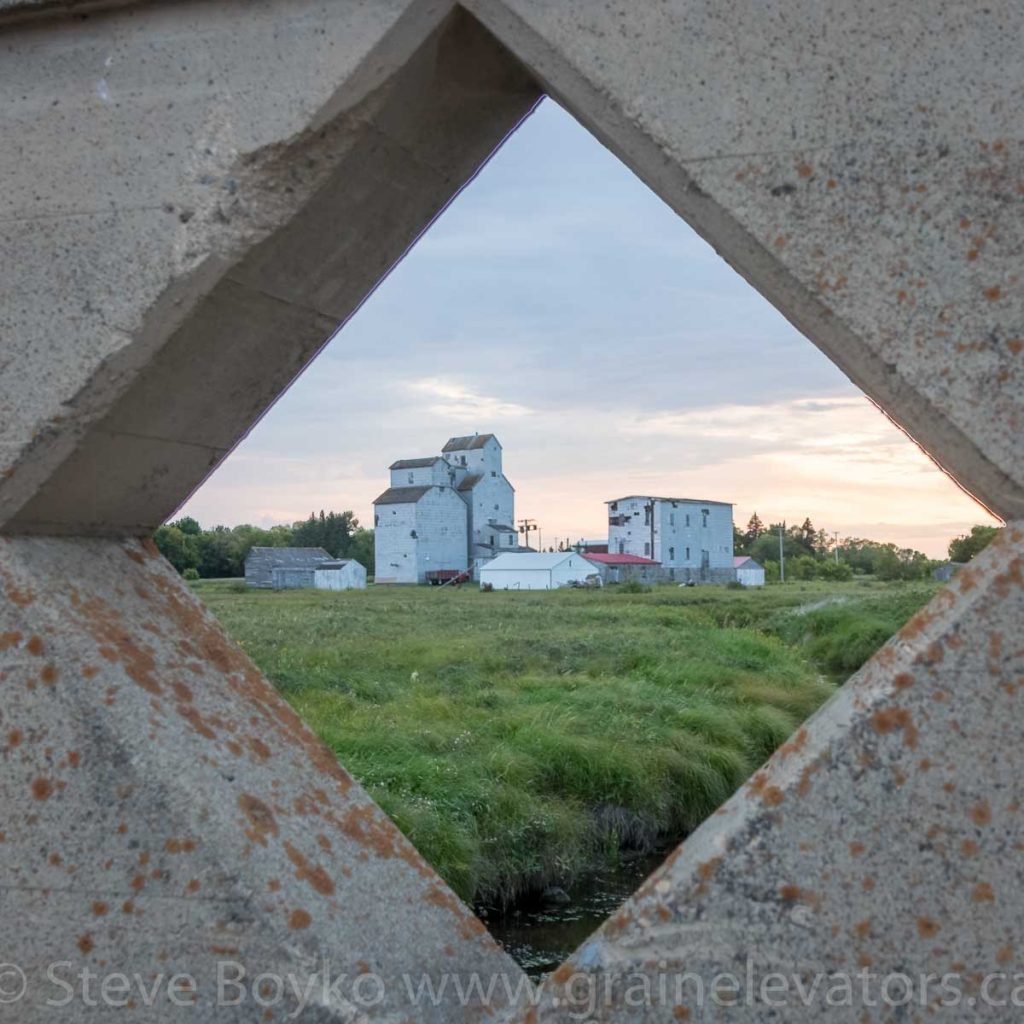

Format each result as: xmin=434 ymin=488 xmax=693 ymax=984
xmin=1 ymin=1 xmax=1021 ymax=1021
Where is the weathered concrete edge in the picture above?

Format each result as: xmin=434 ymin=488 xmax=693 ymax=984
xmin=462 ymin=0 xmax=1019 ymax=522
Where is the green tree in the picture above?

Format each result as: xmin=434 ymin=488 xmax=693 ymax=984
xmin=348 ymin=528 xmax=375 ymax=577
xmin=948 ymin=525 xmax=1000 ymax=563
xmin=153 ymin=524 xmax=199 ymax=574
xmin=171 ymin=516 xmax=201 ymax=536
xmin=744 ymin=512 xmax=765 ymax=547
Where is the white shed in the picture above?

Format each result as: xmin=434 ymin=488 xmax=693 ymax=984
xmin=479 ymin=551 xmax=601 ymax=591
xmin=313 ymin=559 xmax=367 ymax=591
xmin=733 ymin=556 xmax=766 ymax=587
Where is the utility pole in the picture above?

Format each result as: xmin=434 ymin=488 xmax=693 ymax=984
xmin=779 ymin=521 xmax=786 ymax=583
xmin=518 ymin=518 xmax=538 ymax=551
xmin=834 ymin=531 xmax=840 ymax=565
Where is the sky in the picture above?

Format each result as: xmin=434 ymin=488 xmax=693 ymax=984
xmin=178 ymin=98 xmax=997 ymax=558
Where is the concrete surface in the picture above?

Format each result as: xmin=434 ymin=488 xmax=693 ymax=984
xmin=0 ymin=536 xmax=527 ymax=1022
xmin=1 ymin=1 xmax=1022 ymax=1021
xmin=0 ymin=0 xmax=539 ymax=533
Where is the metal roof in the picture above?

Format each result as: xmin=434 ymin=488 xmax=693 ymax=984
xmin=586 ymin=553 xmax=660 ymax=565
xmin=733 ymin=556 xmax=762 ymax=568
xmin=481 ymin=552 xmax=598 ymax=571
xmin=605 ymin=495 xmax=733 ymax=507
xmin=442 ymin=433 xmax=498 ymax=453
xmin=373 ymin=485 xmax=432 ymax=505
xmin=245 ymin=546 xmax=332 ymax=566
xmin=317 ymin=559 xmax=352 ymax=569
xmin=389 ymin=457 xmax=442 ymax=470
xmin=456 ymin=473 xmax=482 ymax=492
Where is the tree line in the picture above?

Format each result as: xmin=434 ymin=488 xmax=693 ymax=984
xmin=734 ymin=513 xmax=999 ymax=583
xmin=154 ymin=511 xmax=374 ymax=579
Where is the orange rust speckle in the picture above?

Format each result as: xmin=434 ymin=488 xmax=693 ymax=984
xmin=131 ymin=874 xmax=146 ymax=891
xmin=225 ymin=739 xmax=243 ymax=757
xmin=849 ymin=842 xmax=865 ymax=858
xmin=26 ymin=635 xmax=44 ymax=656
xmin=172 ymin=681 xmax=193 ymax=702
xmin=894 ymin=672 xmax=914 ymax=690
xmin=969 ymin=801 xmax=992 ymax=826
xmin=826 ymin=178 xmax=837 ymax=189
xmin=316 ymin=834 xmax=332 ymax=852
xmin=962 ymin=839 xmax=980 ymax=857
xmin=1008 ymin=339 xmax=1023 ymax=355
xmin=762 ymin=785 xmax=784 ymax=807
xmin=972 ymin=882 xmax=995 ymax=902
xmin=288 ymin=908 xmax=312 ymax=930
xmin=777 ymin=728 xmax=808 ymax=759
xmin=960 ymin=217 xmax=972 ymax=229
xmin=774 ymin=235 xmax=787 ymax=249
xmin=984 ymin=285 xmax=1002 ymax=301
xmin=186 ymin=879 xmax=201 ymax=894
xmin=40 ymin=663 xmax=58 ymax=685
xmin=779 ymin=884 xmax=801 ymax=903
xmin=998 ymin=946 xmax=1014 ymax=966
xmin=268 ymin=879 xmax=281 ymax=892
xmin=871 ymin=706 xmax=918 ymax=748
xmin=857 ymin=953 xmax=873 ymax=968
xmin=68 ymin=751 xmax=80 ymax=767
xmin=31 ymin=778 xmax=54 ymax=801
xmin=239 ymin=794 xmax=279 ymax=846
xmin=122 ymin=901 xmax=134 ymax=914
xmin=854 ymin=919 xmax=871 ymax=938
xmin=6 ymin=582 xmax=34 ymax=606
xmin=919 ymin=759 xmax=932 ymax=771
xmin=210 ymin=945 xmax=239 ymax=956
xmin=77 ymin=934 xmax=94 ymax=955
xmin=248 ymin=736 xmax=272 ymax=761
xmin=92 ymin=901 xmax=108 ymax=917
xmin=862 ymin=876 xmax=876 ymax=892
xmin=697 ymin=856 xmax=723 ymax=882
xmin=7 ymin=730 xmax=22 ymax=748
xmin=177 ymin=703 xmax=217 ymax=741
xmin=673 ymin=1008 xmax=691 ymax=1020
xmin=551 ymin=963 xmax=574 ymax=986
xmin=283 ymin=841 xmax=335 ymax=897
xmin=797 ymin=162 xmax=813 ymax=178
xmin=49 ymin=852 xmax=61 ymax=866
xmin=916 ymin=917 xmax=940 ymax=939
xmin=138 ymin=851 xmax=150 ymax=867
xmin=0 ymin=631 xmax=21 ymax=651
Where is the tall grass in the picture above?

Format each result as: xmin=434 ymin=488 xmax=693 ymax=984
xmin=197 ymin=579 xmax=934 ymax=906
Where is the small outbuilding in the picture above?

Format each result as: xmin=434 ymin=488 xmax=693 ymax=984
xmin=245 ymin=546 xmax=331 ymax=588
xmin=479 ymin=551 xmax=601 ymax=591
xmin=733 ymin=555 xmax=766 ymax=587
xmin=313 ymin=559 xmax=367 ymax=591
xmin=584 ymin=552 xmax=660 ymax=584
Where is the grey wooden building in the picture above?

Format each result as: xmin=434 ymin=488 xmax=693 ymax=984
xmin=244 ymin=546 xmax=331 ymax=588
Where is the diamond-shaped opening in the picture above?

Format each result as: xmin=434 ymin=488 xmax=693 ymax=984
xmin=4 ymin=4 xmax=1007 ymax=1002
xmin=159 ymin=95 xmax=999 ymax=977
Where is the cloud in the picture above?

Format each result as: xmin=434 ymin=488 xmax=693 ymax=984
xmin=402 ymin=377 xmax=535 ymax=421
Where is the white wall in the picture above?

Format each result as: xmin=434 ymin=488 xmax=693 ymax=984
xmin=736 ymin=564 xmax=765 ymax=587
xmin=608 ymin=497 xmax=733 ymax=571
xmin=480 ymin=555 xmax=598 ymax=590
xmin=314 ymin=561 xmax=367 ymax=590
xmin=375 ymin=488 xmax=468 ymax=584
xmin=414 ymin=487 xmax=468 ymax=582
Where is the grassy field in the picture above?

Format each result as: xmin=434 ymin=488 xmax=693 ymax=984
xmin=195 ymin=578 xmax=937 ymax=907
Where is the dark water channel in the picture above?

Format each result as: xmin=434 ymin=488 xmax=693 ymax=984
xmin=477 ymin=849 xmax=671 ymax=978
